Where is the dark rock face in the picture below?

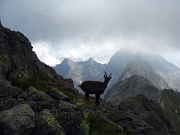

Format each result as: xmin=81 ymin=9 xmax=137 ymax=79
xmin=109 ymin=95 xmax=173 ymax=135
xmin=0 ymin=104 xmax=35 ymax=135
xmin=0 ymin=26 xmax=63 ymax=84
xmin=31 ymin=109 xmax=65 ymax=135
xmin=0 ymin=77 xmax=87 ymax=135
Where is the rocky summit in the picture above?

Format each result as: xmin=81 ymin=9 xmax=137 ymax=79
xmin=53 ymin=57 xmax=106 ymax=92
xmin=1 ymin=24 xmax=180 ymax=135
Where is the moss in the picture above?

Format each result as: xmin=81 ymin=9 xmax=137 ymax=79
xmin=76 ymin=100 xmax=84 ymax=107
xmin=51 ymin=87 xmax=68 ymax=97
xmin=80 ymin=112 xmax=89 ymax=135
xmin=27 ymin=86 xmax=52 ymax=102
xmin=41 ymin=116 xmax=62 ymax=129
xmin=27 ymin=86 xmax=37 ymax=95
xmin=89 ymin=112 xmax=129 ymax=135
xmin=8 ymin=71 xmax=51 ymax=90
xmin=2 ymin=54 xmax=8 ymax=59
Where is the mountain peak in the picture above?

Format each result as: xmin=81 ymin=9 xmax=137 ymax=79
xmin=133 ymin=55 xmax=143 ymax=61
xmin=120 ymin=54 xmax=169 ymax=90
xmin=87 ymin=57 xmax=93 ymax=63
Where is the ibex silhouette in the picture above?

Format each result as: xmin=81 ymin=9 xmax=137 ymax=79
xmin=78 ymin=72 xmax=112 ymax=105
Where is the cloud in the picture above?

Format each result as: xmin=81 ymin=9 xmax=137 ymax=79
xmin=1 ymin=0 xmax=180 ymax=66
xmin=33 ymin=42 xmax=61 ymax=66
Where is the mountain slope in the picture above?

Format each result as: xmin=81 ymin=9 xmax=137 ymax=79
xmin=0 ymin=25 xmax=57 ymax=82
xmin=104 ymin=47 xmax=135 ymax=89
xmin=104 ymin=47 xmax=180 ymax=92
xmin=105 ymin=75 xmax=162 ymax=105
xmin=109 ymin=94 xmax=173 ymax=135
xmin=120 ymin=55 xmax=169 ymax=90
xmin=54 ymin=57 xmax=106 ymax=89
xmin=104 ymin=55 xmax=169 ymax=102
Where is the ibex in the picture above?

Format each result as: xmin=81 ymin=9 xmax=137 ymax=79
xmin=78 ymin=72 xmax=112 ymax=106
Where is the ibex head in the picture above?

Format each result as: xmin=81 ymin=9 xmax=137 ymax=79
xmin=104 ymin=72 xmax=112 ymax=83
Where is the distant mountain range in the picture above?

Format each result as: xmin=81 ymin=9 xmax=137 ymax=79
xmin=53 ymin=57 xmax=106 ymax=92
xmin=53 ymin=47 xmax=180 ymax=95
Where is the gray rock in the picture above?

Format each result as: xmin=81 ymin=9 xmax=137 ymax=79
xmin=0 ymin=80 xmax=22 ymax=98
xmin=17 ymin=91 xmax=28 ymax=101
xmin=109 ymin=95 xmax=172 ymax=135
xmin=31 ymin=109 xmax=65 ymax=135
xmin=28 ymin=101 xmax=52 ymax=112
xmin=46 ymin=87 xmax=71 ymax=101
xmin=0 ymin=104 xmax=35 ymax=135
xmin=26 ymin=86 xmax=53 ymax=102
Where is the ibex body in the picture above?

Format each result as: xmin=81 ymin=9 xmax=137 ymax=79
xmin=79 ymin=72 xmax=112 ymax=105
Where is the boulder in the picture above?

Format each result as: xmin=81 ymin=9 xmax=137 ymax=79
xmin=0 ymin=104 xmax=35 ymax=135
xmin=109 ymin=95 xmax=173 ymax=135
xmin=46 ymin=87 xmax=71 ymax=101
xmin=31 ymin=109 xmax=65 ymax=135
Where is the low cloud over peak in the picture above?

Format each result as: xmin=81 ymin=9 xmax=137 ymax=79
xmin=1 ymin=0 xmax=180 ymax=67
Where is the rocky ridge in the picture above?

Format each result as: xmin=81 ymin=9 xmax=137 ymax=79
xmin=105 ymin=75 xmax=162 ymax=105
xmin=53 ymin=57 xmax=106 ymax=91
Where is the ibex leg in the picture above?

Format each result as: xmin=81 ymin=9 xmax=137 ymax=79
xmin=85 ymin=92 xmax=89 ymax=101
xmin=95 ymin=94 xmax=100 ymax=106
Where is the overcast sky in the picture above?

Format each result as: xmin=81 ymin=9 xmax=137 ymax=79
xmin=0 ymin=0 xmax=180 ymax=67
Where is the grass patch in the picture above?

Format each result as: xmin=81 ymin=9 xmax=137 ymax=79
xmin=8 ymin=71 xmax=51 ymax=90
xmin=89 ymin=112 xmax=129 ymax=135
xmin=8 ymin=70 xmax=78 ymax=99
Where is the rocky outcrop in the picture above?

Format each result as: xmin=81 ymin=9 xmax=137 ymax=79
xmin=31 ymin=109 xmax=65 ymax=135
xmin=0 ymin=25 xmax=71 ymax=87
xmin=0 ymin=77 xmax=88 ymax=135
xmin=105 ymin=75 xmax=162 ymax=105
xmin=109 ymin=95 xmax=173 ymax=135
xmin=0 ymin=104 xmax=35 ymax=135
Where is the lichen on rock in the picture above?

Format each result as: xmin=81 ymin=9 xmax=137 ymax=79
xmin=0 ymin=104 xmax=35 ymax=135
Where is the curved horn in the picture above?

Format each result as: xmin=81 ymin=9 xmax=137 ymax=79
xmin=104 ymin=72 xmax=107 ymax=77
xmin=109 ymin=73 xmax=112 ymax=77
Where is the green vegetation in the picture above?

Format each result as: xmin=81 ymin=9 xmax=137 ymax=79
xmin=8 ymin=70 xmax=50 ymax=90
xmin=41 ymin=116 xmax=63 ymax=130
xmin=162 ymin=89 xmax=180 ymax=135
xmin=89 ymin=112 xmax=129 ymax=135
xmin=80 ymin=112 xmax=89 ymax=135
